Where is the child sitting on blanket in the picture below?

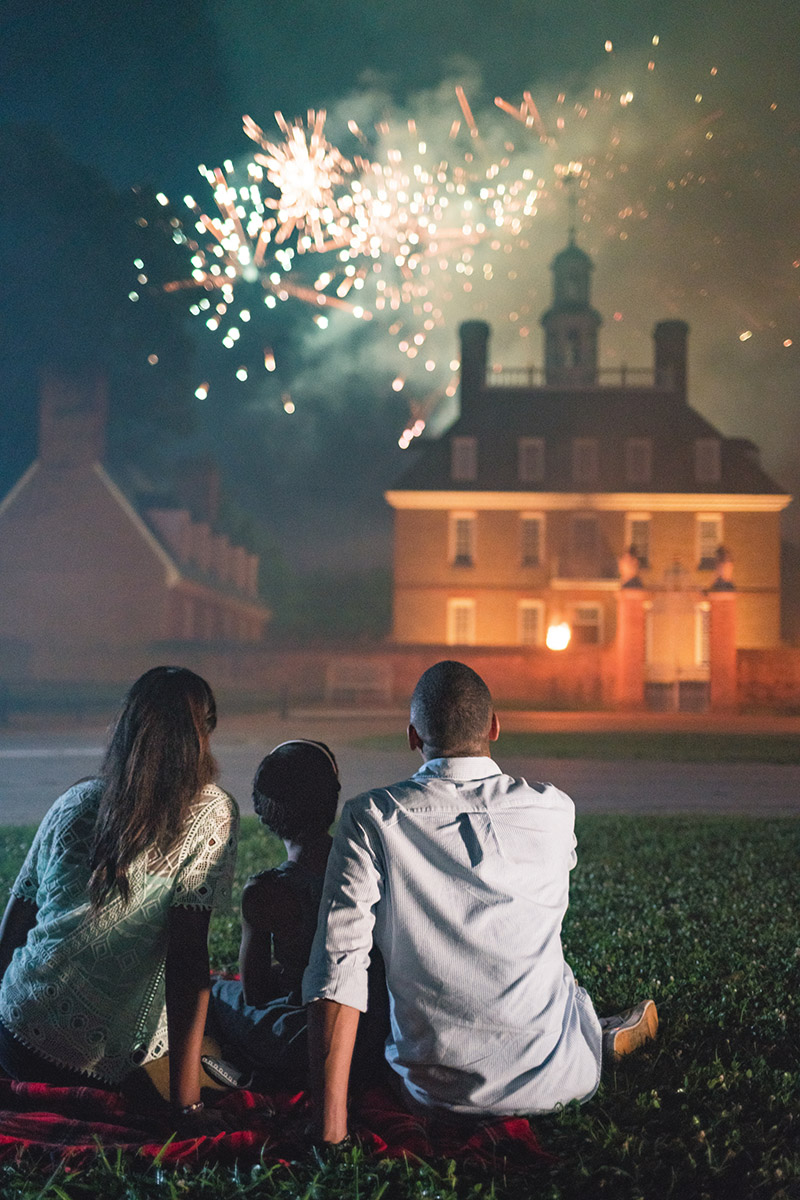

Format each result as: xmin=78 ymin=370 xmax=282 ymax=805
xmin=205 ymin=740 xmax=340 ymax=1090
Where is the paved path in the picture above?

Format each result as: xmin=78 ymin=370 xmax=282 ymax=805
xmin=1 ymin=711 xmax=799 ymax=825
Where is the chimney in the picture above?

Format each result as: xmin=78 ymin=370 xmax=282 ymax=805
xmin=459 ymin=320 xmax=489 ymax=412
xmin=653 ymin=320 xmax=689 ymax=400
xmin=38 ymin=371 xmax=107 ymax=467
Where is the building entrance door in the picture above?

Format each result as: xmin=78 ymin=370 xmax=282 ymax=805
xmin=644 ymin=564 xmax=710 ymax=711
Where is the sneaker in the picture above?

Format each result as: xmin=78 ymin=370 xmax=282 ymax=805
xmin=600 ymin=999 xmax=658 ymax=1061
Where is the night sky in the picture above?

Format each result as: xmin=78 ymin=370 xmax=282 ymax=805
xmin=2 ymin=0 xmax=799 ymax=568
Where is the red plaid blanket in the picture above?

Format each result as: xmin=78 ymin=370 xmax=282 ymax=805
xmin=0 ymin=1078 xmax=551 ymax=1167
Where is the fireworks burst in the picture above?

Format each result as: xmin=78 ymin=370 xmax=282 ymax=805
xmin=244 ymin=109 xmax=353 ymax=251
xmin=145 ymin=33 xmax=797 ymax=441
xmin=158 ymin=97 xmax=545 ymax=419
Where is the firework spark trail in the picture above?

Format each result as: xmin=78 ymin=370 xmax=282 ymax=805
xmin=158 ymin=90 xmax=552 ymax=407
xmin=494 ymin=96 xmax=529 ymax=126
xmin=522 ymin=92 xmax=550 ymax=140
xmin=455 ymin=85 xmax=479 ymax=137
xmin=152 ymin=35 xmax=794 ymax=436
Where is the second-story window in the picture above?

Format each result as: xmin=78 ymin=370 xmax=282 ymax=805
xmin=450 ymin=512 xmax=476 ymax=567
xmin=694 ymin=438 xmax=721 ymax=484
xmin=626 ymin=514 xmax=651 ymax=567
xmin=697 ymin=515 xmax=722 ymax=570
xmin=572 ymin=514 xmax=598 ymax=559
xmin=625 ymin=437 xmax=653 ymax=484
xmin=518 ymin=437 xmax=545 ymax=483
xmin=451 ymin=435 xmax=478 ymax=482
xmin=572 ymin=437 xmax=599 ymax=485
xmin=520 ymin=514 xmax=544 ymax=567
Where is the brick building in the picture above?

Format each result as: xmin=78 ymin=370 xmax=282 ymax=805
xmin=0 ymin=374 xmax=269 ymax=681
xmin=386 ymin=238 xmax=791 ymax=709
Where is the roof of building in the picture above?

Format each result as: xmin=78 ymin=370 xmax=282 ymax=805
xmin=391 ymin=384 xmax=786 ymax=495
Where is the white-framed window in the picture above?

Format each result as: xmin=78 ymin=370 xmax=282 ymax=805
xmin=518 ymin=437 xmax=545 ymax=483
xmin=451 ymin=435 xmax=478 ymax=482
xmin=694 ymin=438 xmax=721 ymax=484
xmin=449 ymin=512 xmax=476 ymax=567
xmin=518 ymin=600 xmax=545 ymax=646
xmin=625 ymin=513 xmax=651 ymax=567
xmin=572 ymin=437 xmax=599 ymax=485
xmin=571 ymin=603 xmax=603 ymax=645
xmin=696 ymin=514 xmax=722 ymax=571
xmin=447 ymin=598 xmax=476 ymax=645
xmin=520 ymin=513 xmax=544 ymax=568
xmin=695 ymin=602 xmax=711 ymax=667
xmin=625 ymin=437 xmax=653 ymax=484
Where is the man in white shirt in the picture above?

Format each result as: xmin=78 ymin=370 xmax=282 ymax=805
xmin=303 ymin=661 xmax=657 ymax=1144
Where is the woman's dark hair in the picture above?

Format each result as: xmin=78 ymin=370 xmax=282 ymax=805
xmin=88 ymin=666 xmax=218 ymax=909
xmin=252 ymin=740 xmax=340 ymax=842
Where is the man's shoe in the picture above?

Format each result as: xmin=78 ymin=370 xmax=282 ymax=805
xmin=600 ymin=999 xmax=658 ymax=1061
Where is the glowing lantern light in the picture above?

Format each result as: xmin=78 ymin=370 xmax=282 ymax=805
xmin=546 ymin=622 xmax=571 ymax=651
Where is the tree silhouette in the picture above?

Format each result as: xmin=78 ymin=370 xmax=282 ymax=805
xmin=0 ymin=124 xmax=195 ymax=489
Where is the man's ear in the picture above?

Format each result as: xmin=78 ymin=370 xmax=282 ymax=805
xmin=488 ymin=711 xmax=500 ymax=742
xmin=408 ymin=723 xmax=424 ymax=753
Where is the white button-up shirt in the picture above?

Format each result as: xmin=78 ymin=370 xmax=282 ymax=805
xmin=303 ymin=757 xmax=602 ymax=1115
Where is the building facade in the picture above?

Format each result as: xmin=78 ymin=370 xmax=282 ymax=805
xmin=386 ymin=240 xmax=790 ymax=706
xmin=0 ymin=374 xmax=269 ymax=681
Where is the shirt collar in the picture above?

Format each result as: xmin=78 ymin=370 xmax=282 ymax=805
xmin=413 ymin=756 xmax=503 ymax=781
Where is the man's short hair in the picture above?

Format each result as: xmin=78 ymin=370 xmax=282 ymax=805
xmin=410 ymin=661 xmax=493 ymax=755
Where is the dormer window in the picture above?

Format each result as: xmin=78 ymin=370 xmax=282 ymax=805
xmin=451 ymin=436 xmax=477 ymax=482
xmin=694 ymin=438 xmax=721 ymax=484
xmin=572 ymin=438 xmax=598 ymax=486
xmin=518 ymin=437 xmax=545 ymax=484
xmin=625 ymin=438 xmax=652 ymax=484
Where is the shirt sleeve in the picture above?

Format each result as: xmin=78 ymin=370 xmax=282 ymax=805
xmin=8 ymin=792 xmax=70 ymax=903
xmin=9 ymin=826 xmax=45 ymax=903
xmin=302 ymin=796 xmax=383 ymax=1012
xmin=172 ymin=791 xmax=239 ymax=911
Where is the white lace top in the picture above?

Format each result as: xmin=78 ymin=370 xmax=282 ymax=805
xmin=0 ymin=778 xmax=238 ymax=1083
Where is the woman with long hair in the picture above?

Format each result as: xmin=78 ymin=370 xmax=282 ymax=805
xmin=0 ymin=667 xmax=238 ymax=1129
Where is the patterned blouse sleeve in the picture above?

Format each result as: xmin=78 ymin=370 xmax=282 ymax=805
xmin=8 ymin=792 xmax=68 ymax=903
xmin=171 ymin=790 xmax=239 ymax=911
xmin=9 ymin=826 xmax=44 ymax=903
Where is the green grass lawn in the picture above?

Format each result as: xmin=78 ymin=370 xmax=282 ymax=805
xmin=359 ymin=730 xmax=800 ymax=763
xmin=0 ymin=815 xmax=797 ymax=1199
